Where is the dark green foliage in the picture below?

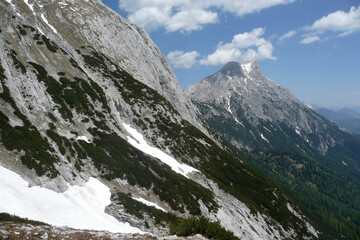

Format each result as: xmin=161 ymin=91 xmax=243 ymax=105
xmin=36 ymin=41 xmax=44 ymax=45
xmin=22 ymin=24 xmax=36 ymax=32
xmin=170 ymin=217 xmax=239 ymax=240
xmin=247 ymin=151 xmax=360 ymax=240
xmin=0 ymin=110 xmax=59 ymax=177
xmin=46 ymin=130 xmax=66 ymax=155
xmin=0 ymin=213 xmax=47 ymax=226
xmin=9 ymin=49 xmax=26 ymax=74
xmin=33 ymin=33 xmax=40 ymax=41
xmin=77 ymin=47 xmax=312 ymax=235
xmin=79 ymin=129 xmax=217 ymax=215
xmin=115 ymin=192 xmax=177 ymax=224
xmin=41 ymin=35 xmax=58 ymax=53
xmin=29 ymin=62 xmax=73 ymax=121
xmin=48 ymin=112 xmax=57 ymax=122
xmin=16 ymin=25 xmax=27 ymax=36
xmin=0 ymin=62 xmax=58 ymax=177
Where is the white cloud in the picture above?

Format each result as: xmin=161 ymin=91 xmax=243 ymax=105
xmin=200 ymin=28 xmax=276 ymax=66
xmin=278 ymin=30 xmax=297 ymax=41
xmin=118 ymin=0 xmax=295 ymax=33
xmin=301 ymin=5 xmax=360 ymax=43
xmin=167 ymin=50 xmax=200 ymax=69
xmin=300 ymin=36 xmax=320 ymax=44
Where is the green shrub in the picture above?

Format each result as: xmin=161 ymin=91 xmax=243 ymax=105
xmin=170 ymin=217 xmax=239 ymax=240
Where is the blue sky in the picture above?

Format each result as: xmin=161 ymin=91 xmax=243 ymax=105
xmin=101 ymin=0 xmax=360 ymax=108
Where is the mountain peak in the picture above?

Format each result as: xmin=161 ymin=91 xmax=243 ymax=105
xmin=219 ymin=60 xmax=260 ymax=77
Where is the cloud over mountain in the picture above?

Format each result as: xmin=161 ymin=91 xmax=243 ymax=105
xmin=118 ymin=0 xmax=295 ymax=33
xmin=200 ymin=28 xmax=276 ymax=66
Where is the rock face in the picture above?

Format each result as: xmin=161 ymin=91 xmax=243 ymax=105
xmin=186 ymin=61 xmax=360 ymax=177
xmin=0 ymin=1 xmax=318 ymax=239
xmin=2 ymin=0 xmax=209 ymax=136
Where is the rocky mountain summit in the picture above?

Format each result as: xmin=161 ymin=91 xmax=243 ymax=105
xmin=186 ymin=61 xmax=360 ymax=178
xmin=0 ymin=0 xmax=317 ymax=239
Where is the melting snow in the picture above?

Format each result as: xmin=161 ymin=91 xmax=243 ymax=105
xmin=23 ymin=0 xmax=34 ymax=13
xmin=76 ymin=135 xmax=91 ymax=143
xmin=342 ymin=161 xmax=348 ymax=166
xmin=0 ymin=166 xmax=144 ymax=234
xmin=226 ymin=96 xmax=232 ymax=115
xmin=123 ymin=123 xmax=199 ymax=178
xmin=41 ymin=14 xmax=58 ymax=34
xmin=132 ymin=197 xmax=167 ymax=212
xmin=261 ymin=133 xmax=270 ymax=144
xmin=263 ymin=126 xmax=272 ymax=133
xmin=234 ymin=118 xmax=244 ymax=127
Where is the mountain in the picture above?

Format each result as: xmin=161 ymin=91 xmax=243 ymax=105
xmin=315 ymin=107 xmax=360 ymax=135
xmin=186 ymin=61 xmax=360 ymax=178
xmin=0 ymin=0 xmax=318 ymax=239
xmin=186 ymin=61 xmax=360 ymax=239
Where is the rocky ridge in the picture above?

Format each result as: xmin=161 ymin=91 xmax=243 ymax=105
xmin=186 ymin=61 xmax=360 ymax=177
xmin=0 ymin=0 xmax=318 ymax=239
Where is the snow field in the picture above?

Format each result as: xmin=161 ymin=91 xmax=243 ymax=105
xmin=0 ymin=166 xmax=144 ymax=234
xmin=122 ymin=123 xmax=199 ymax=178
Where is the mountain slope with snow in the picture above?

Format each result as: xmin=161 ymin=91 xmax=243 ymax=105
xmin=0 ymin=1 xmax=317 ymax=239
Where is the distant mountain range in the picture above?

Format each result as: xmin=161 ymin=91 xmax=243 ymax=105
xmin=314 ymin=106 xmax=360 ymax=135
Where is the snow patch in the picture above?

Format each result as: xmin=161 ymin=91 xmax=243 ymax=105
xmin=41 ymin=14 xmax=58 ymax=34
xmin=295 ymin=126 xmax=301 ymax=136
xmin=263 ymin=126 xmax=272 ymax=133
xmin=260 ymin=133 xmax=270 ymax=144
xmin=24 ymin=0 xmax=34 ymax=13
xmin=132 ymin=197 xmax=167 ymax=212
xmin=0 ymin=166 xmax=144 ymax=234
xmin=76 ymin=135 xmax=91 ymax=143
xmin=123 ymin=123 xmax=199 ymax=178
xmin=342 ymin=161 xmax=348 ymax=166
xmin=241 ymin=62 xmax=252 ymax=75
xmin=234 ymin=118 xmax=244 ymax=127
xmin=287 ymin=203 xmax=318 ymax=237
xmin=226 ymin=96 xmax=232 ymax=115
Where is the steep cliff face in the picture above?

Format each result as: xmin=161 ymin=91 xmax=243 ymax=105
xmin=186 ymin=61 xmax=360 ymax=177
xmin=2 ymin=0 xmax=209 ymax=136
xmin=0 ymin=1 xmax=318 ymax=239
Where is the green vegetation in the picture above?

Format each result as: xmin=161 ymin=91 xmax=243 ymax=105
xmin=79 ymin=129 xmax=217 ymax=215
xmin=0 ymin=213 xmax=47 ymax=226
xmin=8 ymin=49 xmax=26 ymax=74
xmin=16 ymin=25 xmax=27 ymax=36
xmin=77 ymin=47 xmax=313 ymax=237
xmin=170 ymin=217 xmax=239 ymax=240
xmin=0 ymin=59 xmax=59 ymax=178
xmin=246 ymin=151 xmax=360 ymax=240
xmin=115 ymin=192 xmax=177 ymax=224
xmin=29 ymin=62 xmax=73 ymax=121
xmin=114 ymin=193 xmax=238 ymax=239
xmin=41 ymin=35 xmax=58 ymax=53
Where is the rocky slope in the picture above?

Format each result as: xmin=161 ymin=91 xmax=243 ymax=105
xmin=0 ymin=0 xmax=318 ymax=239
xmin=186 ymin=61 xmax=360 ymax=178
